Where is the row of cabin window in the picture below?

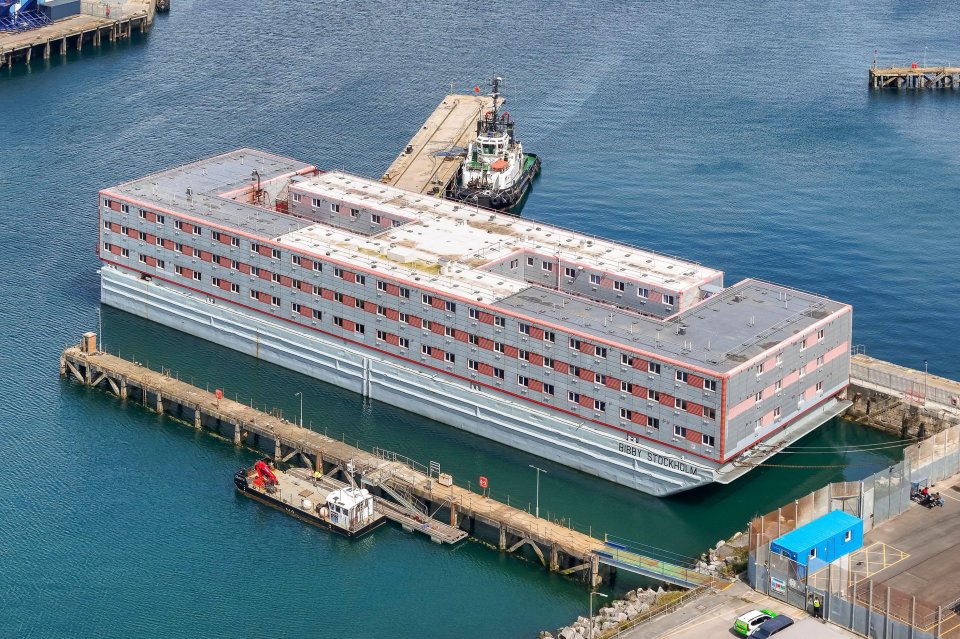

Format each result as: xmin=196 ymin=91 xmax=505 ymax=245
xmin=510 ymin=255 xmax=677 ymax=306
xmin=115 ymin=252 xmax=725 ymax=444
xmin=755 ymin=329 xmax=827 ymax=376
xmin=292 ymin=193 xmax=404 ymax=227
xmin=750 ymin=382 xmax=826 ymax=430
xmin=753 ymin=361 xmax=827 ymax=405
xmin=111 ymin=234 xmax=712 ymax=386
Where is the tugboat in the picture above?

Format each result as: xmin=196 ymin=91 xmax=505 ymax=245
xmin=449 ymin=77 xmax=540 ymax=213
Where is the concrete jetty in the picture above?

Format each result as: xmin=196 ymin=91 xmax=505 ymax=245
xmin=0 ymin=1 xmax=153 ymax=70
xmin=61 ymin=332 xmax=720 ymax=589
xmin=847 ymin=352 xmax=960 ymax=438
xmin=381 ymin=93 xmax=492 ymax=196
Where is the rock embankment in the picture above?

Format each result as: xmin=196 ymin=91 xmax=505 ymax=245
xmin=538 ymin=586 xmax=672 ymax=639
xmin=539 ymin=530 xmax=749 ymax=639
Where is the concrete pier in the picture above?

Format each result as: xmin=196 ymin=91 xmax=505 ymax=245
xmin=847 ymin=352 xmax=960 ymax=438
xmin=61 ymin=336 xmax=720 ymax=589
xmin=0 ymin=1 xmax=152 ymax=71
xmin=870 ymin=65 xmax=960 ymax=89
xmin=381 ymin=93 xmax=492 ymax=196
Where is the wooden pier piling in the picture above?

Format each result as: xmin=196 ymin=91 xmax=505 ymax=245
xmin=0 ymin=2 xmax=153 ymax=71
xmin=60 ymin=338 xmax=721 ymax=589
xmin=869 ymin=65 xmax=960 ymax=89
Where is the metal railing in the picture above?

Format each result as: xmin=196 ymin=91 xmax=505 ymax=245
xmin=600 ymin=586 xmax=710 ymax=639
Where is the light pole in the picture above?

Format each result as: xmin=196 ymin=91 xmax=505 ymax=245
xmin=295 ymin=392 xmax=303 ymax=427
xmin=589 ymin=591 xmax=607 ymax=638
xmin=529 ymin=464 xmax=547 ymax=518
xmin=924 ymin=360 xmax=928 ymax=405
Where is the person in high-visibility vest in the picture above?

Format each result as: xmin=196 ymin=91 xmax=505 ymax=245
xmin=813 ymin=597 xmax=823 ymax=619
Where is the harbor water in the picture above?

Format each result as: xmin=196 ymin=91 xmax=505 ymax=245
xmin=2 ymin=1 xmax=959 ymax=637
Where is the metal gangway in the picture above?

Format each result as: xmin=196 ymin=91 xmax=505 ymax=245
xmin=593 ymin=536 xmax=718 ymax=589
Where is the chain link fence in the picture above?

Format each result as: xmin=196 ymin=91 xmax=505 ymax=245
xmin=748 ymin=421 xmax=960 ymax=638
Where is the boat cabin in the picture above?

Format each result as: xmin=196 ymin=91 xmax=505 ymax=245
xmin=326 ymin=487 xmax=376 ymax=531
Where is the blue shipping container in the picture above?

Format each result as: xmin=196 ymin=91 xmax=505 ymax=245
xmin=770 ymin=510 xmax=863 ymax=575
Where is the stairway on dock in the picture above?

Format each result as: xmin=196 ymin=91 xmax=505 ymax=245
xmin=288 ymin=467 xmax=467 ymax=545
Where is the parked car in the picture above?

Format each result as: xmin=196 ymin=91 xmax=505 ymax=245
xmin=753 ymin=614 xmax=795 ymax=638
xmin=734 ymin=609 xmax=779 ymax=636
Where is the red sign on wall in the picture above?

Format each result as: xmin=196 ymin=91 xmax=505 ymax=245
xmin=479 ymin=476 xmax=488 ymax=489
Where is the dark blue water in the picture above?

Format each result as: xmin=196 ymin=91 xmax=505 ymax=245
xmin=2 ymin=1 xmax=958 ymax=636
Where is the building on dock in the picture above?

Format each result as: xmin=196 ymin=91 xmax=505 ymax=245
xmin=95 ymin=148 xmax=852 ymax=496
xmin=869 ymin=64 xmax=960 ymax=89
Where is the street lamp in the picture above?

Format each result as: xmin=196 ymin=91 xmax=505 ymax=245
xmin=294 ymin=392 xmax=303 ymax=427
xmin=589 ymin=591 xmax=608 ymax=639
xmin=529 ymin=464 xmax=547 ymax=518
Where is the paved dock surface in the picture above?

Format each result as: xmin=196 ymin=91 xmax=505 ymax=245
xmin=622 ymin=580 xmax=858 ymax=639
xmin=853 ymin=472 xmax=960 ymax=637
xmin=381 ymin=93 xmax=492 ymax=195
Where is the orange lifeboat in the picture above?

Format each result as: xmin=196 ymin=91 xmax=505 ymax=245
xmin=489 ymin=159 xmax=508 ymax=172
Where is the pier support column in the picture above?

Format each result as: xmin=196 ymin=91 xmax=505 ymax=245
xmin=234 ymin=423 xmax=242 ymax=445
xmin=550 ymin=544 xmax=559 ymax=572
xmin=25 ymin=46 xmax=31 ymax=64
xmin=94 ymin=29 xmax=100 ymax=47
xmin=274 ymin=437 xmax=282 ymax=461
xmin=83 ymin=365 xmax=92 ymax=386
xmin=155 ymin=392 xmax=163 ymax=414
xmin=61 ymin=37 xmax=67 ymax=56
xmin=589 ymin=554 xmax=601 ymax=588
xmin=498 ymin=524 xmax=507 ymax=551
xmin=44 ymin=42 xmax=50 ymax=59
xmin=59 ymin=356 xmax=66 ymax=377
xmin=195 ymin=406 xmax=202 ymax=429
xmin=77 ymin=33 xmax=82 ymax=51
xmin=449 ymin=503 xmax=458 ymax=528
xmin=119 ymin=379 xmax=128 ymax=400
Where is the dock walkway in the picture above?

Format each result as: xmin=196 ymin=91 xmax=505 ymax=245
xmin=61 ymin=337 xmax=721 ymax=589
xmin=381 ymin=93 xmax=492 ymax=196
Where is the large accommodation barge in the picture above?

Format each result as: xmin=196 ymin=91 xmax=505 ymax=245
xmin=97 ymin=149 xmax=851 ymax=496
